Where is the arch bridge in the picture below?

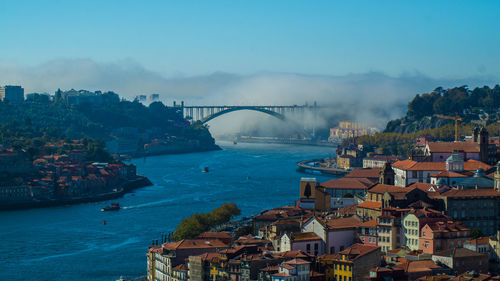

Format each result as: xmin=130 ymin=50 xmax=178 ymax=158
xmin=182 ymin=105 xmax=318 ymax=124
xmin=179 ymin=103 xmax=320 ymax=137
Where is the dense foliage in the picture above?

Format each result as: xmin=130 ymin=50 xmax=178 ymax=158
xmin=406 ymin=85 xmax=500 ymax=120
xmin=0 ymin=97 xmax=217 ymax=158
xmin=343 ymin=85 xmax=500 ymax=156
xmin=172 ymin=203 xmax=241 ymax=241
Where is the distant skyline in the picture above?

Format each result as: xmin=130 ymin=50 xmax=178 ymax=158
xmin=1 ymin=0 xmax=500 ymax=79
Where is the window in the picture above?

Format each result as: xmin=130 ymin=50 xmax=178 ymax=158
xmin=306 ymin=244 xmax=311 ymax=253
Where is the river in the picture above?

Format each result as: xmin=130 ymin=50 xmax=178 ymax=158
xmin=0 ymin=141 xmax=336 ymax=281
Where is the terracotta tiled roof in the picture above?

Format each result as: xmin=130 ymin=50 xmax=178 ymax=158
xmin=284 ymin=258 xmax=310 ymax=265
xmin=260 ymin=265 xmax=279 ymax=272
xmin=317 ymin=254 xmax=339 ymax=262
xmin=426 ymin=221 xmax=470 ymax=232
xmin=427 ymin=142 xmax=479 ymax=153
xmin=321 ymin=178 xmax=374 ymax=190
xmin=429 ymin=171 xmax=468 ymax=178
xmin=407 ymin=183 xmax=442 ymax=198
xmin=344 ymin=168 xmax=381 ymax=180
xmin=325 ymin=217 xmax=361 ymax=230
xmin=392 ymin=159 xmax=490 ymax=171
xmin=465 ymin=237 xmax=490 ymax=245
xmin=280 ymin=250 xmax=314 ymax=259
xmin=441 ymin=188 xmax=500 ymax=198
xmin=162 ymin=239 xmax=228 ymax=250
xmin=356 ymin=201 xmax=382 ymax=210
xmin=434 ymin=248 xmax=487 ymax=258
xmin=463 ymin=160 xmax=491 ymax=171
xmin=392 ymin=159 xmax=418 ymax=170
xmin=338 ymin=243 xmax=379 ymax=260
xmin=291 ymin=232 xmax=322 ymax=242
xmin=336 ymin=204 xmax=357 ymax=216
xmin=359 ymin=218 xmax=377 ymax=228
xmin=280 ymin=264 xmax=295 ymax=270
xmin=172 ymin=264 xmax=187 ymax=271
xmin=403 ymin=260 xmax=442 ymax=273
xmin=368 ymin=184 xmax=409 ymax=195
xmin=196 ymin=252 xmax=220 ymax=261
xmin=407 ymin=208 xmax=449 ymax=219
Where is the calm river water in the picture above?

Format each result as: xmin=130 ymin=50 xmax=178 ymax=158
xmin=0 ymin=141 xmax=336 ymax=281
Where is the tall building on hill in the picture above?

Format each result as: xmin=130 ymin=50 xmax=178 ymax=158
xmin=0 ymin=85 xmax=24 ymax=103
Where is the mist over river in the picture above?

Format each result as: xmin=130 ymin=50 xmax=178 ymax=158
xmin=0 ymin=141 xmax=336 ymax=281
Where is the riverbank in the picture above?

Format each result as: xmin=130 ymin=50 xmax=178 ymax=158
xmin=296 ymin=158 xmax=350 ymax=176
xmin=0 ymin=175 xmax=152 ymax=211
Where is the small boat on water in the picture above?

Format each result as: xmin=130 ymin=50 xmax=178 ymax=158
xmin=202 ymin=167 xmax=209 ymax=173
xmin=101 ymin=203 xmax=120 ymax=212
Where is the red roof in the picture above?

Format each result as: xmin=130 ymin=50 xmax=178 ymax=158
xmin=392 ymin=159 xmax=490 ymax=171
xmin=359 ymin=218 xmax=377 ymax=228
xmin=325 ymin=217 xmax=361 ymax=230
xmin=284 ymin=258 xmax=311 ymax=265
xmin=321 ymin=178 xmax=374 ymax=190
xmin=162 ymin=239 xmax=228 ymax=250
xmin=465 ymin=237 xmax=489 ymax=245
xmin=441 ymin=188 xmax=500 ymax=198
xmin=425 ymin=221 xmax=470 ymax=232
xmin=344 ymin=168 xmax=380 ymax=180
xmin=429 ymin=171 xmax=468 ymax=178
xmin=291 ymin=232 xmax=322 ymax=242
xmin=368 ymin=184 xmax=409 ymax=195
xmin=356 ymin=201 xmax=382 ymax=210
xmin=426 ymin=142 xmax=479 ymax=153
xmin=338 ymin=243 xmax=380 ymax=260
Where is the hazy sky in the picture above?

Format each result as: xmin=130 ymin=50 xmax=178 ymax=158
xmin=1 ymin=0 xmax=499 ymax=78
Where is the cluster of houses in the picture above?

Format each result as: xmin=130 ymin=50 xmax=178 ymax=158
xmin=146 ymin=128 xmax=500 ymax=281
xmin=0 ymin=141 xmax=136 ymax=203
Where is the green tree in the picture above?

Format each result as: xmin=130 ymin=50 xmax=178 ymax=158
xmin=172 ymin=203 xmax=241 ymax=241
xmin=471 ymin=228 xmax=484 ymax=239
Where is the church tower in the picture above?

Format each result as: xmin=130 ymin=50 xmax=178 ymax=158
xmin=479 ymin=127 xmax=489 ymax=163
xmin=379 ymin=162 xmax=395 ymax=185
xmin=473 ymin=127 xmax=480 ymax=143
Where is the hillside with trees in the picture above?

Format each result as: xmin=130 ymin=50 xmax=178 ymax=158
xmin=343 ymin=85 xmax=500 ymax=157
xmin=172 ymin=203 xmax=241 ymax=241
xmin=385 ymin=85 xmax=500 ymax=133
xmin=0 ymin=90 xmax=218 ymax=157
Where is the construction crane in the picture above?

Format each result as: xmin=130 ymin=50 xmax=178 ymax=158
xmin=435 ymin=114 xmax=463 ymax=142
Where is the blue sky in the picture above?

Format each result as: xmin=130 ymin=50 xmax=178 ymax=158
xmin=1 ymin=0 xmax=499 ymax=78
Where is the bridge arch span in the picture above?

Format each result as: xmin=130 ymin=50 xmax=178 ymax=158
xmin=201 ymin=107 xmax=285 ymax=123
